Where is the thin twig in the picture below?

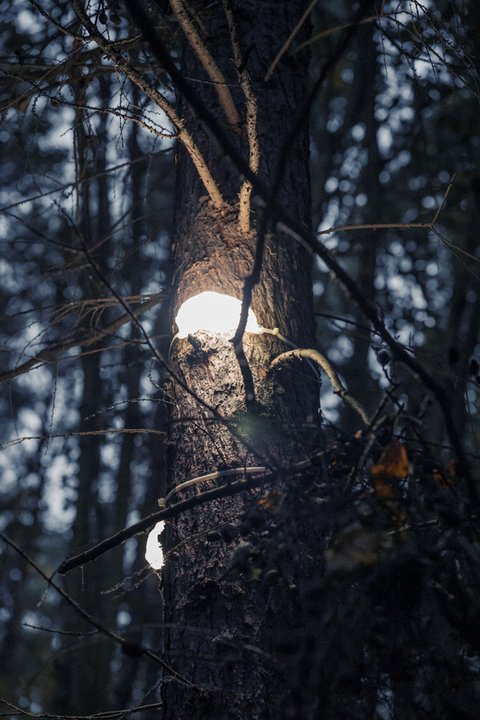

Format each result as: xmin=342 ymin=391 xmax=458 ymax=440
xmin=0 ymin=532 xmax=195 ymax=687
xmin=0 ymin=695 xmax=163 ymax=719
xmin=317 ymin=220 xmax=432 ymax=235
xmin=264 ymin=0 xmax=318 ymax=81
xmin=292 ymin=10 xmax=386 ymax=54
xmin=0 ymin=294 xmax=163 ymax=385
xmin=0 ymin=429 xmax=166 ymax=453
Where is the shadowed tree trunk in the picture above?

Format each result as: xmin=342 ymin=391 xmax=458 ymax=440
xmin=159 ymin=2 xmax=319 ymax=718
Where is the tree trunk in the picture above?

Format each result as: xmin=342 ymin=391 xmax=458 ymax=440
xmin=162 ymin=3 xmax=318 ymax=719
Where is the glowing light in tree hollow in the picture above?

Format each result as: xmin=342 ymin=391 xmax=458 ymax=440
xmin=145 ymin=521 xmax=165 ymax=570
xmin=175 ymin=291 xmax=262 ymax=338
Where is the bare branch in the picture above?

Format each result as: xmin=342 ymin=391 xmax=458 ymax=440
xmin=0 ymin=532 xmax=195 ymax=687
xmin=164 ymin=465 xmax=268 ymax=504
xmin=0 ymin=695 xmax=163 ymax=719
xmin=271 ymin=348 xmax=370 ymax=425
xmin=58 ymin=454 xmax=318 ymax=574
xmin=223 ymin=0 xmax=260 ymax=233
xmin=0 ymin=293 xmax=164 ymax=385
xmin=0 ymin=429 xmax=166 ymax=453
xmin=292 ymin=12 xmax=384 ymax=54
xmin=169 ymin=0 xmax=241 ymax=129
xmin=70 ymin=0 xmax=224 ymax=207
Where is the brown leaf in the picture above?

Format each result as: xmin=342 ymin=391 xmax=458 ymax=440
xmin=370 ymin=441 xmax=409 ymax=481
xmin=258 ymin=489 xmax=284 ymax=510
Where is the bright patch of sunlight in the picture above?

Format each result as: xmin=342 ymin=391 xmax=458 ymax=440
xmin=145 ymin=521 xmax=165 ymax=570
xmin=175 ymin=291 xmax=262 ymax=338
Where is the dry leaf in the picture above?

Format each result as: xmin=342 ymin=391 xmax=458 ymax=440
xmin=258 ymin=489 xmax=284 ymax=510
xmin=370 ymin=441 xmax=409 ymax=481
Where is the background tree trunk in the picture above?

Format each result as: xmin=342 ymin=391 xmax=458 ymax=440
xmin=163 ymin=3 xmax=319 ymax=718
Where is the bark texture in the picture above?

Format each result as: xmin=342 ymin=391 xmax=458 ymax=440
xmin=163 ymin=3 xmax=319 ymax=718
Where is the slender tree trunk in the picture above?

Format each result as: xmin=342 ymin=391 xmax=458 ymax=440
xmin=162 ymin=3 xmax=318 ymax=718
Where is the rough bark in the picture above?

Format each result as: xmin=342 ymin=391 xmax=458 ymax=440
xmin=163 ymin=3 xmax=319 ymax=718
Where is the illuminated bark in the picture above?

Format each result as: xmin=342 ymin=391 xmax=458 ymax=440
xmin=162 ymin=3 xmax=318 ymax=718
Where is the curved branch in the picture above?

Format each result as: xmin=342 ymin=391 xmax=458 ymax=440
xmin=271 ymin=348 xmax=370 ymax=425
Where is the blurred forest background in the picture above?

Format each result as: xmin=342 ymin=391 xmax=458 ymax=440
xmin=1 ymin=0 xmax=480 ymax=718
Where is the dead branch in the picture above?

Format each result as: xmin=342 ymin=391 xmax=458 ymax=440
xmin=58 ymin=453 xmax=317 ymax=574
xmin=271 ymin=348 xmax=370 ymax=425
xmin=223 ymin=0 xmax=259 ymax=233
xmin=169 ymin=0 xmax=241 ymax=129
xmin=0 ymin=428 xmax=166 ymax=453
xmin=0 ymin=695 xmax=163 ymax=719
xmin=70 ymin=0 xmax=224 ymax=207
xmin=0 ymin=532 xmax=194 ymax=687
xmin=0 ymin=293 xmax=163 ymax=385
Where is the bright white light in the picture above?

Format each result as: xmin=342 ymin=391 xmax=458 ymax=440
xmin=145 ymin=521 xmax=165 ymax=570
xmin=175 ymin=291 xmax=262 ymax=338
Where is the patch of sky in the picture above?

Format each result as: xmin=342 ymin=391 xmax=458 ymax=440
xmin=466 ymin=387 xmax=477 ymax=404
xmin=95 ymin=471 xmax=115 ymax=504
xmin=341 ymin=67 xmax=354 ymax=84
xmin=341 ymin=145 xmax=366 ymax=181
xmin=351 ymin=123 xmax=365 ymax=142
xmin=19 ymin=511 xmax=35 ymax=526
xmin=317 ymin=197 xmax=339 ymax=235
xmin=408 ymin=175 xmax=427 ymax=191
xmin=327 ymin=335 xmax=354 ymax=365
xmin=127 ymin=508 xmax=140 ymax=525
xmin=399 ymin=257 xmax=412 ymax=272
xmin=43 ymin=455 xmax=77 ymax=532
xmin=313 ymin=280 xmax=324 ymax=297
xmin=16 ymin=8 xmax=41 ymax=32
xmin=377 ymin=125 xmax=392 ymax=156
xmin=117 ymin=608 xmax=132 ymax=628
xmin=320 ymin=384 xmax=340 ymax=424
xmin=421 ymin=195 xmax=436 ymax=210
xmin=324 ymin=176 xmax=338 ymax=194
xmin=124 ymin=536 xmax=139 ymax=571
xmin=411 ymin=285 xmax=427 ymax=309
